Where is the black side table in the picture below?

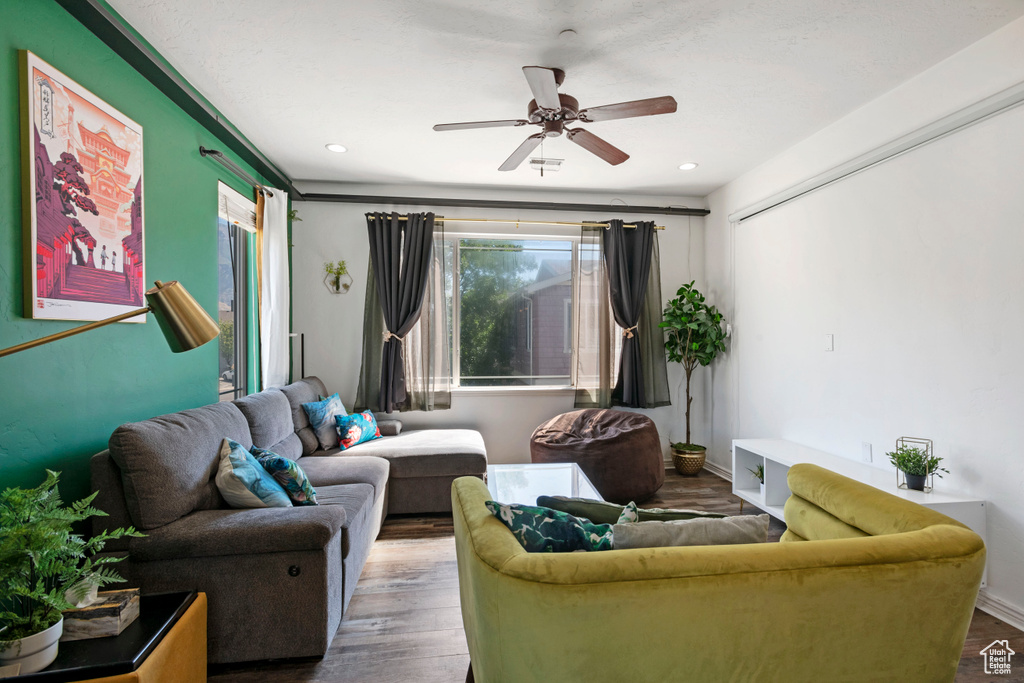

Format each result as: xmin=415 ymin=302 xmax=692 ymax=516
xmin=13 ymin=592 xmax=200 ymax=683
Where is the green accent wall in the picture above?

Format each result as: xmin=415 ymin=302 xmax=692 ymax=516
xmin=1 ymin=0 xmax=273 ymax=499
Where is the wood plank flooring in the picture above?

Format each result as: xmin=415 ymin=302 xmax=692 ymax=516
xmin=209 ymin=469 xmax=1023 ymax=682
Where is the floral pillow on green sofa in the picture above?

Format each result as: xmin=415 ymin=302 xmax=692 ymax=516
xmin=485 ymin=501 xmax=613 ymax=553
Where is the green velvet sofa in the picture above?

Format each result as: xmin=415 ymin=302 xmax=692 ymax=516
xmin=452 ymin=463 xmax=985 ymax=682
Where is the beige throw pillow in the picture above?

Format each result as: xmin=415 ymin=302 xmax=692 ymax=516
xmin=613 ymin=514 xmax=769 ymax=549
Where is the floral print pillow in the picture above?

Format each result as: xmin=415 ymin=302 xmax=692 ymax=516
xmin=251 ymin=446 xmax=318 ymax=506
xmin=616 ymin=501 xmax=640 ymax=523
xmin=485 ymin=501 xmax=614 ymax=553
xmin=334 ymin=411 xmax=382 ymax=450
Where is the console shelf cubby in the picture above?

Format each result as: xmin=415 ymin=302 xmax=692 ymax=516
xmin=732 ymin=438 xmax=988 ymax=587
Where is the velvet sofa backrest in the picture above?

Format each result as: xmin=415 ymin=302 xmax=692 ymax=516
xmin=782 ymin=463 xmax=965 ymax=541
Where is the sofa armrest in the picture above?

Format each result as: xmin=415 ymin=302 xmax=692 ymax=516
xmin=377 ymin=419 xmax=402 ymax=436
xmin=128 ymin=506 xmax=347 ymax=561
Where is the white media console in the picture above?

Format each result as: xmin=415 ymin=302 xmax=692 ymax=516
xmin=732 ymin=438 xmax=988 ymax=587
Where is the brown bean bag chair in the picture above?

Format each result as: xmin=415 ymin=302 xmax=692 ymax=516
xmin=529 ymin=409 xmax=664 ymax=504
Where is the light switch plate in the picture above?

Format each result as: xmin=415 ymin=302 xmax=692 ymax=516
xmin=824 ymin=334 xmax=834 ymax=352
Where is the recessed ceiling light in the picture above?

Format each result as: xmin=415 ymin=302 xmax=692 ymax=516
xmin=325 ymin=143 xmax=348 ymax=153
xmin=678 ymin=162 xmax=698 ymax=171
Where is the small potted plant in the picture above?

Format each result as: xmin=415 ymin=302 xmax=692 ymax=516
xmin=323 ymin=260 xmax=352 ymax=294
xmin=887 ymin=445 xmax=948 ymax=491
xmin=747 ymin=464 xmax=765 ymax=498
xmin=0 ymin=471 xmax=143 ymax=673
xmin=660 ymin=281 xmax=728 ymax=475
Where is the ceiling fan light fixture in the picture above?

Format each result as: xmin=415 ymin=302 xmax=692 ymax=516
xmin=678 ymin=162 xmax=699 ymax=171
xmin=529 ymin=157 xmax=563 ymax=172
xmin=325 ymin=143 xmax=348 ymax=153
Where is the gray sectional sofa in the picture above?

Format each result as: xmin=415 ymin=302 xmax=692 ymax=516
xmin=90 ymin=376 xmax=486 ymax=664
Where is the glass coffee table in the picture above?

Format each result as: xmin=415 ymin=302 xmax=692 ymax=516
xmin=486 ymin=462 xmax=602 ymax=506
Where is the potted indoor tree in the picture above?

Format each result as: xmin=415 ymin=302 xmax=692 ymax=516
xmin=660 ymin=281 xmax=728 ymax=475
xmin=887 ymin=445 xmax=948 ymax=491
xmin=0 ymin=471 xmax=142 ymax=673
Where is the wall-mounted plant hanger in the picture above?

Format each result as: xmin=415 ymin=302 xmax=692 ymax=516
xmin=324 ymin=260 xmax=352 ymax=294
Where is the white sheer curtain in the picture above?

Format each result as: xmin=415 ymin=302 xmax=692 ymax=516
xmin=574 ymin=228 xmax=621 ymax=407
xmin=259 ymin=188 xmax=290 ymax=389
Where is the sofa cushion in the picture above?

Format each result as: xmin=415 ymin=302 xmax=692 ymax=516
xmin=334 ymin=429 xmax=487 ymax=478
xmin=315 ymin=483 xmax=375 ymax=557
xmin=126 ymin=505 xmax=347 ymax=561
xmin=279 ymin=377 xmax=329 ymax=455
xmin=296 ymin=455 xmax=389 ymax=501
xmin=109 ymin=402 xmax=253 ymax=530
xmin=233 ymin=389 xmax=302 ymax=460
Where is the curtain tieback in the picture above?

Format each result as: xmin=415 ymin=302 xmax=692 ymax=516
xmin=383 ymin=331 xmax=402 ymax=342
xmin=622 ymin=325 xmax=639 ymax=339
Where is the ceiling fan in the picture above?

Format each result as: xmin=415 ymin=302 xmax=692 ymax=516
xmin=433 ymin=66 xmax=677 ymax=172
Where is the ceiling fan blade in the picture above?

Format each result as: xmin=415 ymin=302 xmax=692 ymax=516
xmin=577 ymin=96 xmax=677 ymax=123
xmin=433 ymin=119 xmax=531 ymax=131
xmin=498 ymin=133 xmax=545 ymax=172
xmin=566 ymin=128 xmax=629 ymax=165
xmin=522 ymin=66 xmax=561 ymax=111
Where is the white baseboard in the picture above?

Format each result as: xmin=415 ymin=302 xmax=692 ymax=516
xmin=976 ymin=590 xmax=1024 ymax=632
xmin=703 ymin=460 xmax=732 ymax=482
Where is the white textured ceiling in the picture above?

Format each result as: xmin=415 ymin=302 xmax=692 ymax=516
xmin=109 ymin=0 xmax=1024 ymax=196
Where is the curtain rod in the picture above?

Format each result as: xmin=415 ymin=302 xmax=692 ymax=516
xmin=200 ymin=147 xmax=274 ymax=197
xmin=305 ymin=192 xmax=708 ymax=216
xmin=374 ymin=216 xmax=665 ymax=230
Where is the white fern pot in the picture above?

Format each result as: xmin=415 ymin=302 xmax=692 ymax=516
xmin=760 ymin=482 xmax=766 ymax=499
xmin=0 ymin=617 xmax=63 ymax=673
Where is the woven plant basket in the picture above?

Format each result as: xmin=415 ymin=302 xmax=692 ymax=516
xmin=672 ymin=447 xmax=706 ymax=476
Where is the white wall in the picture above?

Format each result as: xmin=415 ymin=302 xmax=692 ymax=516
xmin=705 ymin=17 xmax=1024 ymax=622
xmin=291 ymin=184 xmax=707 ymax=464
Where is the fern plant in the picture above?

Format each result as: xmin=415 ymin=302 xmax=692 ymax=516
xmin=0 ymin=471 xmax=143 ymax=641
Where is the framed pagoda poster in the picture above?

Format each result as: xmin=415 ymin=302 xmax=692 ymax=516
xmin=21 ymin=50 xmax=146 ymax=322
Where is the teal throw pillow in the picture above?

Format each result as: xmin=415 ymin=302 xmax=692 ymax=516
xmin=334 ymin=411 xmax=382 ymax=450
xmin=251 ymin=446 xmax=318 ymax=506
xmin=301 ymin=393 xmax=348 ymax=450
xmin=485 ymin=501 xmax=613 ymax=553
xmin=215 ymin=438 xmax=292 ymax=509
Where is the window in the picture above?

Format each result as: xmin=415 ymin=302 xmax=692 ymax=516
xmin=217 ymin=182 xmax=256 ymax=401
xmin=449 ymin=237 xmax=582 ymax=388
